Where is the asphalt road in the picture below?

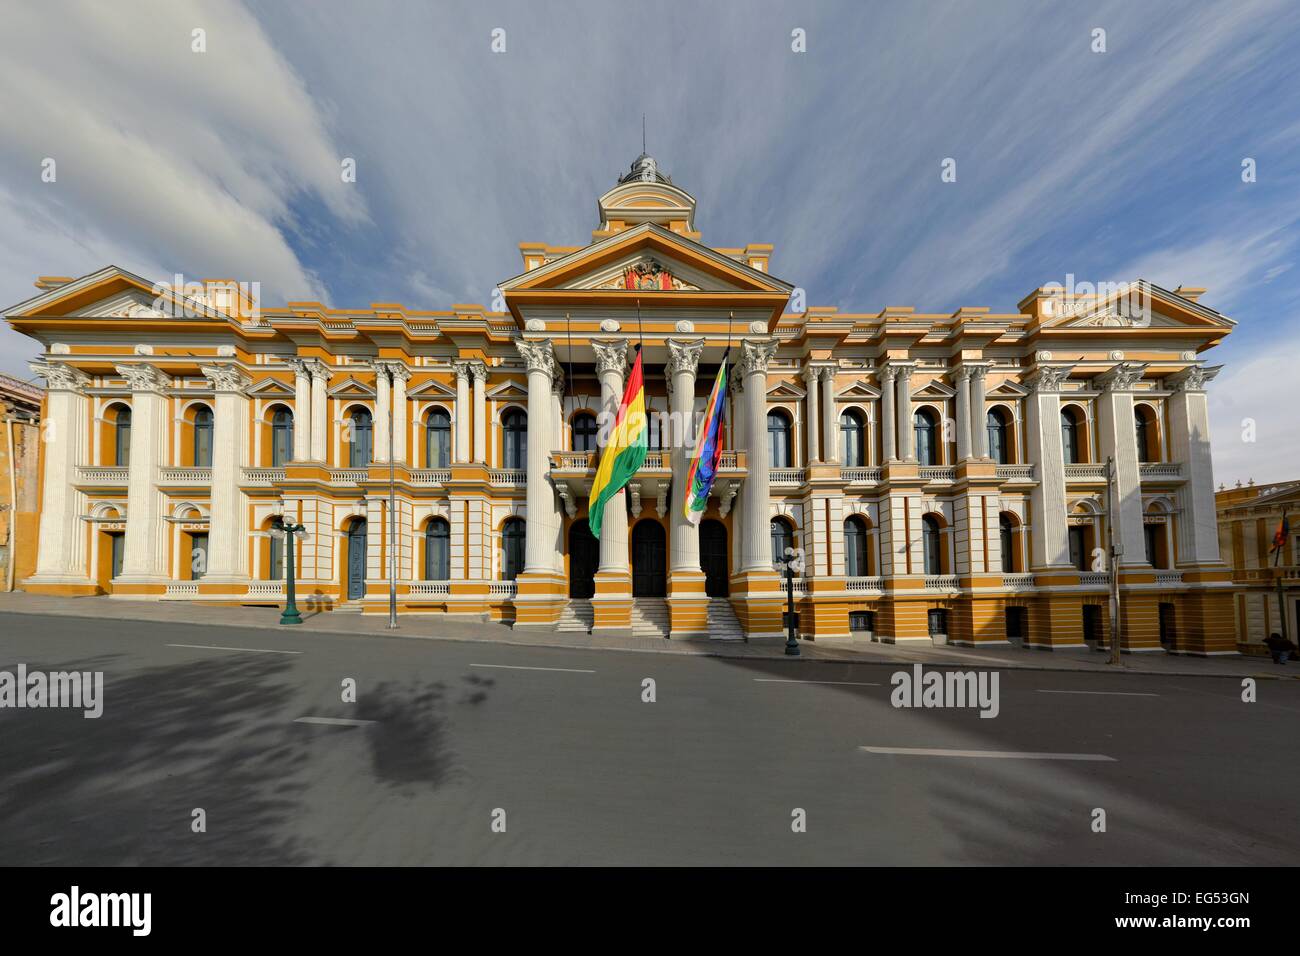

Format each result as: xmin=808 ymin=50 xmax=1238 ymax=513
xmin=2 ymin=610 xmax=1297 ymax=866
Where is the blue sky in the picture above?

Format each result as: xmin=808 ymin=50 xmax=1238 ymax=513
xmin=1 ymin=0 xmax=1298 ymax=485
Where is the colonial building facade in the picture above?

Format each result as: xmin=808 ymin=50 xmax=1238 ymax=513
xmin=1216 ymin=480 xmax=1300 ymax=654
xmin=6 ymin=156 xmax=1237 ymax=649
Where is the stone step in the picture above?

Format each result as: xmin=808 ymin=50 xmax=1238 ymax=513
xmin=706 ymin=598 xmax=745 ymax=641
xmin=555 ymin=598 xmax=594 ymax=634
xmin=630 ymin=598 xmax=670 ymax=639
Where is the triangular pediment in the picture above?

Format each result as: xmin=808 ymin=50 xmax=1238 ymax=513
xmin=913 ymin=379 xmax=956 ymax=399
xmin=835 ymin=380 xmax=881 ymax=400
xmin=247 ymin=378 xmax=295 ymax=396
xmin=987 ymin=379 xmax=1029 ymax=398
xmin=488 ymin=379 xmax=528 ymax=400
xmin=328 ymin=376 xmax=375 ymax=398
xmin=408 ymin=378 xmax=456 ymax=399
xmin=766 ymin=381 xmax=807 ymax=400
xmin=499 ymin=223 xmax=792 ymax=296
xmin=5 ymin=266 xmax=234 ymax=321
xmin=1043 ymin=281 xmax=1235 ymax=331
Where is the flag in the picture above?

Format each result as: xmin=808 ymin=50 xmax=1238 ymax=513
xmin=684 ymin=351 xmax=728 ymax=525
xmin=588 ymin=346 xmax=648 ymax=539
xmin=1272 ymin=510 xmax=1290 ymax=555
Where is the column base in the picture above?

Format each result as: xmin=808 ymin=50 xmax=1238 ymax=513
xmin=591 ymin=570 xmax=633 ymax=636
xmin=512 ymin=571 xmax=566 ymax=630
xmin=21 ymin=573 xmax=100 ymax=596
xmin=667 ymin=570 xmax=708 ymax=637
xmin=729 ymin=570 xmax=784 ymax=638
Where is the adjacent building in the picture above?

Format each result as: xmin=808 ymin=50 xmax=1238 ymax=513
xmin=3 ymin=155 xmax=1237 ymax=649
xmin=0 ymin=373 xmax=42 ymax=591
xmin=1217 ymin=480 xmax=1300 ymax=654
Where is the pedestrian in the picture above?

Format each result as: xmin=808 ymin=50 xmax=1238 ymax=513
xmin=1264 ymin=632 xmax=1297 ymax=665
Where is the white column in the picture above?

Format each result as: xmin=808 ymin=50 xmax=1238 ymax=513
xmin=1096 ymin=362 xmax=1150 ymax=568
xmin=373 ymin=363 xmax=391 ymax=462
xmin=802 ymin=365 xmax=821 ymax=462
xmin=1024 ymin=365 xmax=1074 ymax=568
xmin=894 ymin=362 xmax=916 ymax=461
xmin=880 ymin=365 xmax=896 ymax=461
xmin=309 ymin=362 xmax=328 ymax=461
xmin=28 ymin=362 xmax=91 ymax=582
xmin=954 ymin=366 xmax=972 ymax=461
xmin=115 ymin=363 xmax=170 ymax=579
xmin=969 ymin=365 xmax=989 ymax=459
xmin=516 ymin=340 xmax=559 ymax=574
xmin=740 ymin=339 xmax=778 ymax=571
xmin=667 ymin=339 xmax=704 ymax=573
xmin=200 ymin=364 xmax=251 ymax=580
xmin=592 ymin=340 xmax=629 ymax=574
xmin=289 ymin=359 xmax=311 ymax=461
xmin=820 ymin=367 xmax=838 ymax=463
xmin=390 ymin=364 xmax=410 ymax=464
xmin=550 ymin=374 xmax=564 ymax=572
xmin=471 ymin=360 xmax=488 ymax=463
xmin=1167 ymin=365 xmax=1222 ymax=565
xmin=453 ymin=361 xmax=471 ymax=464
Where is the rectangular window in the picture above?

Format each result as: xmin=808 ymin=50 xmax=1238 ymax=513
xmin=849 ymin=611 xmax=875 ymax=633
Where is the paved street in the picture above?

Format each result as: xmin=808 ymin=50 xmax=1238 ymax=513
xmin=2 ymin=608 xmax=1298 ymax=866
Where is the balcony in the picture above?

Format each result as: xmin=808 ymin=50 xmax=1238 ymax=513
xmin=410 ymin=469 xmax=452 ymax=486
xmin=845 ymin=576 xmax=885 ymax=593
xmin=1002 ymin=573 xmax=1035 ymax=590
xmin=1155 ymin=571 xmax=1184 ymax=586
xmin=841 ymin=467 xmax=883 ymax=485
xmin=1079 ymin=571 xmax=1111 ymax=587
xmin=158 ymin=466 xmax=211 ymax=486
xmin=924 ymin=575 xmax=960 ymax=592
xmin=490 ymin=469 xmax=527 ymax=487
xmin=548 ymin=449 xmax=746 ymax=519
xmin=76 ymin=465 xmax=129 ymax=486
xmin=1140 ymin=462 xmax=1184 ymax=481
xmin=1065 ymin=463 xmax=1107 ymax=480
xmin=919 ymin=466 xmax=956 ymax=483
xmin=329 ymin=468 xmax=370 ymax=485
xmin=769 ymin=467 xmax=806 ymax=487
xmin=241 ymin=467 xmax=285 ymax=485
xmin=995 ymin=464 xmax=1036 ymax=482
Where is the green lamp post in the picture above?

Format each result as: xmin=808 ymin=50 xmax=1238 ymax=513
xmin=270 ymin=514 xmax=307 ymax=625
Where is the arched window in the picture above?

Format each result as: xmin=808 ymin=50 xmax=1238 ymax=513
xmin=503 ymin=409 xmax=527 ymax=469
xmin=999 ymin=513 xmax=1017 ymax=573
xmin=192 ymin=406 xmax=213 ymax=467
xmin=348 ymin=408 xmax=373 ymax=467
xmin=113 ymin=406 xmax=132 ymax=466
xmin=270 ymin=407 xmax=293 ymax=467
xmin=770 ymin=517 xmax=795 ymax=568
xmin=987 ymin=407 xmax=1011 ymax=465
xmin=425 ymin=518 xmax=450 ymax=580
xmin=1135 ymin=405 xmax=1159 ymax=463
xmin=914 ymin=408 xmax=938 ymax=466
xmin=844 ymin=515 xmax=870 ymax=577
xmin=768 ymin=411 xmax=792 ymax=468
xmin=425 ymin=408 xmax=451 ymax=468
xmin=840 ymin=410 xmax=866 ymax=467
xmin=572 ymin=412 xmax=598 ymax=452
xmin=922 ymin=514 xmax=944 ymax=575
xmin=1061 ymin=407 xmax=1083 ymax=464
xmin=502 ymin=517 xmax=525 ymax=580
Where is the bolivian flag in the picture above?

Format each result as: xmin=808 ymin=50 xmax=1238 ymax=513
xmin=588 ymin=346 xmax=647 ymax=538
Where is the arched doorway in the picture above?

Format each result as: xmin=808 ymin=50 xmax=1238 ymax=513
xmin=631 ymin=520 xmax=666 ymax=597
xmin=700 ymin=519 xmax=728 ymax=597
xmin=346 ymin=517 xmax=367 ymax=600
xmin=569 ymin=519 xmax=598 ymax=598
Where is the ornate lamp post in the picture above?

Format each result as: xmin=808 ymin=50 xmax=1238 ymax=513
xmin=777 ymin=546 xmax=806 ymax=656
xmin=269 ymin=514 xmax=308 ymax=625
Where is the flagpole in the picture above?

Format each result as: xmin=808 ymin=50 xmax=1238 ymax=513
xmin=1275 ymin=509 xmax=1291 ymax=648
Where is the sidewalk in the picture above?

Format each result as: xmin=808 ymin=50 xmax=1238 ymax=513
xmin=0 ymin=591 xmax=1289 ymax=679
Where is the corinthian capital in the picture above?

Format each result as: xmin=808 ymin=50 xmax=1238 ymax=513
xmin=665 ymin=339 xmax=704 ymax=379
xmin=467 ymin=360 xmax=489 ymax=384
xmin=515 ymin=339 xmax=557 ymax=380
xmin=1167 ymin=364 xmax=1219 ymax=393
xmin=1095 ymin=361 xmax=1148 ymax=393
xmin=114 ymin=363 xmax=171 ymax=393
xmin=29 ymin=361 xmax=90 ymax=392
xmin=200 ymin=363 xmax=251 ymax=394
xmin=591 ymin=340 xmax=629 ymax=379
xmin=374 ymin=360 xmax=412 ymax=383
xmin=1024 ymin=364 xmax=1074 ymax=394
xmin=737 ymin=339 xmax=778 ymax=378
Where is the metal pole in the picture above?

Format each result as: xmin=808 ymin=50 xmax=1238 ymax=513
xmin=1105 ymin=455 xmax=1122 ymax=665
xmin=387 ymin=367 xmax=398 ymax=630
xmin=1276 ymin=511 xmax=1290 ymax=646
xmin=784 ymin=558 xmax=800 ymax=656
xmin=280 ymin=518 xmax=302 ymax=625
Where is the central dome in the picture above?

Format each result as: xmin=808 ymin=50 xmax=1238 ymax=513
xmin=618 ymin=152 xmax=672 ymax=185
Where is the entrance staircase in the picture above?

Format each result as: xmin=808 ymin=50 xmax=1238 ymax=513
xmin=555 ymin=599 xmax=594 ymax=634
xmin=707 ymin=597 xmax=745 ymax=642
xmin=630 ymin=598 xmax=670 ymax=639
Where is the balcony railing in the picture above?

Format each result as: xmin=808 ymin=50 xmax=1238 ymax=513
xmin=158 ymin=466 xmax=212 ymax=485
xmin=924 ymin=575 xmax=960 ymax=591
xmin=1002 ymin=573 xmax=1035 ymax=590
xmin=1140 ymin=462 xmax=1184 ymax=480
xmin=164 ymin=582 xmax=199 ymax=598
xmin=841 ymin=467 xmax=883 ymax=484
xmin=1155 ymin=571 xmax=1184 ymax=586
xmin=410 ymin=581 xmax=451 ymax=595
xmin=1065 ymin=463 xmax=1107 ymax=479
xmin=769 ymin=468 xmax=806 ymax=486
xmin=1079 ymin=571 xmax=1111 ymax=586
xmin=76 ymin=466 xmax=130 ymax=485
xmin=410 ymin=469 xmax=452 ymax=485
xmin=995 ymin=464 xmax=1036 ymax=481
xmin=489 ymin=469 xmax=527 ymax=487
xmin=489 ymin=581 xmax=518 ymax=597
xmin=241 ymin=467 xmax=285 ymax=485
xmin=919 ymin=466 xmax=956 ymax=482
xmin=329 ymin=468 xmax=370 ymax=484
xmin=845 ymin=576 xmax=885 ymax=592
xmin=246 ymin=581 xmax=285 ymax=596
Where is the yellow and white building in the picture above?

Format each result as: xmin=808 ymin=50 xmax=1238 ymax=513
xmin=1216 ymin=480 xmax=1300 ymax=653
xmin=5 ymin=155 xmax=1238 ymax=650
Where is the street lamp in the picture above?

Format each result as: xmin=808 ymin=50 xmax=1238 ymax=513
xmin=269 ymin=514 xmax=308 ymax=625
xmin=776 ymin=546 xmax=806 ymax=656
